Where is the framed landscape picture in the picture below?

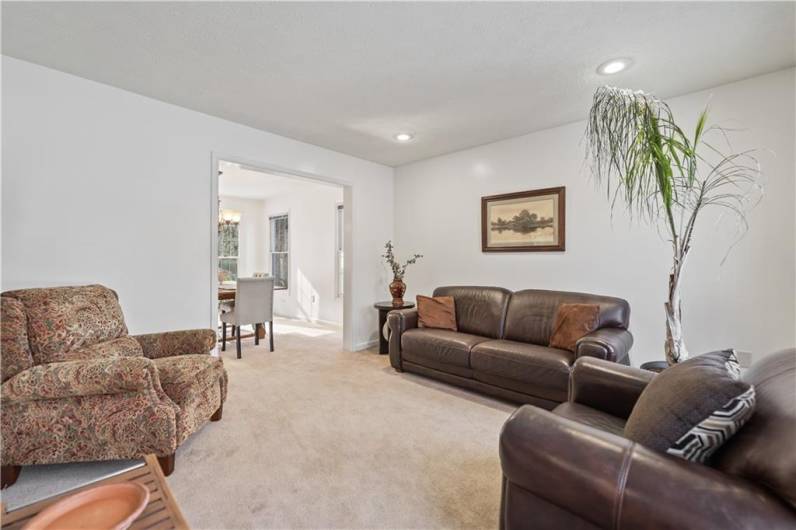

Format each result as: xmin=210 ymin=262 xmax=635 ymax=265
xmin=481 ymin=186 xmax=565 ymax=252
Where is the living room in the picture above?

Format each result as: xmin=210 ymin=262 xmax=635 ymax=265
xmin=1 ymin=2 xmax=794 ymax=529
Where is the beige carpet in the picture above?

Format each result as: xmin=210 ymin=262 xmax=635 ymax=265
xmin=169 ymin=318 xmax=516 ymax=529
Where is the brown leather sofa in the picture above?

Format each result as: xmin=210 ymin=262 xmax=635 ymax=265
xmin=499 ymin=349 xmax=796 ymax=529
xmin=388 ymin=286 xmax=632 ymax=409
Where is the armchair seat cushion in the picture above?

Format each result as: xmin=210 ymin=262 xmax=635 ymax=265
xmin=552 ymin=402 xmax=626 ymax=436
xmin=471 ymin=340 xmax=573 ymax=402
xmin=153 ymin=355 xmax=225 ymax=404
xmin=401 ymin=328 xmax=488 ymax=375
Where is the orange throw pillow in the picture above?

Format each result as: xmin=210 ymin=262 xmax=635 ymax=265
xmin=417 ymin=295 xmax=457 ymax=331
xmin=549 ymin=303 xmax=600 ymax=352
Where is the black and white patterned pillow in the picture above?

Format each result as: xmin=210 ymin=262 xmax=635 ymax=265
xmin=625 ymin=350 xmax=756 ymax=463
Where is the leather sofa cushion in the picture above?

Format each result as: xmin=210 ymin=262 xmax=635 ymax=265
xmin=433 ymin=286 xmax=511 ymax=339
xmin=504 ymin=290 xmax=629 ymax=346
xmin=553 ymin=402 xmax=626 ymax=436
xmin=401 ymin=328 xmax=488 ymax=369
xmin=1 ymin=297 xmax=34 ymax=382
xmin=471 ymin=340 xmax=574 ymax=402
xmin=713 ymin=348 xmax=796 ymax=509
xmin=417 ymin=295 xmax=457 ymax=331
xmin=2 ymin=285 xmax=128 ymax=363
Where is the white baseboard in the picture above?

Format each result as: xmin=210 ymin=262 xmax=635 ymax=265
xmin=353 ymin=339 xmax=379 ymax=352
xmin=273 ymin=312 xmax=342 ymax=327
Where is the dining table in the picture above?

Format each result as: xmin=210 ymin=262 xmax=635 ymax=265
xmin=218 ymin=287 xmax=266 ymax=340
xmin=218 ymin=287 xmax=237 ymax=301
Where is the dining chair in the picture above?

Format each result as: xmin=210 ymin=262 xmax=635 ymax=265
xmin=220 ymin=277 xmax=274 ymax=358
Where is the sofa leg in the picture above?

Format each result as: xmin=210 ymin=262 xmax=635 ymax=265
xmin=157 ymin=453 xmax=175 ymax=477
xmin=211 ymin=403 xmax=223 ymax=422
xmin=1 ymin=465 xmax=21 ymax=489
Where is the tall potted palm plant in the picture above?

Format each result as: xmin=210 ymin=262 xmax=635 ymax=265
xmin=585 ymin=87 xmax=762 ymax=365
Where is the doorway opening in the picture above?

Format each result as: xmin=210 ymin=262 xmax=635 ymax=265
xmin=211 ymin=157 xmax=352 ymax=354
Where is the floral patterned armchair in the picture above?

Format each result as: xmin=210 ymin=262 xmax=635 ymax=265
xmin=0 ymin=285 xmax=228 ymax=488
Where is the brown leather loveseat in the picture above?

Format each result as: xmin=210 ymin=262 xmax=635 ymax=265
xmin=388 ymin=286 xmax=632 ymax=409
xmin=499 ymin=349 xmax=796 ymax=529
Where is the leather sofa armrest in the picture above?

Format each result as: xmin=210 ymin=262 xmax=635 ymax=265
xmin=1 ymin=356 xmax=162 ymax=402
xmin=569 ymin=356 xmax=655 ymax=419
xmin=575 ymin=327 xmax=633 ymax=363
xmin=133 ymin=329 xmax=216 ymax=359
xmin=500 ymin=406 xmax=795 ymax=530
xmin=387 ymin=309 xmax=418 ymax=371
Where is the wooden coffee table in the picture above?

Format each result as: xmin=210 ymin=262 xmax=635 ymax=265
xmin=1 ymin=455 xmax=189 ymax=530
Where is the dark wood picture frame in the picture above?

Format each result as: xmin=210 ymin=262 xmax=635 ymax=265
xmin=481 ymin=186 xmax=566 ymax=252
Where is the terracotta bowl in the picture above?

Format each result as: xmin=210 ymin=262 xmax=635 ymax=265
xmin=23 ymin=482 xmax=149 ymax=530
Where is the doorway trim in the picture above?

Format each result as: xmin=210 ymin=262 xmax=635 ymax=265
xmin=210 ymin=152 xmax=355 ymax=351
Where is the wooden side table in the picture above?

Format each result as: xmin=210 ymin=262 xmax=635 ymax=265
xmin=1 ymin=455 xmax=189 ymax=530
xmin=374 ymin=301 xmax=415 ymax=354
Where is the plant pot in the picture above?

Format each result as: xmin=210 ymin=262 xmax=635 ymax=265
xmin=640 ymin=360 xmax=669 ymax=373
xmin=389 ymin=278 xmax=406 ymax=306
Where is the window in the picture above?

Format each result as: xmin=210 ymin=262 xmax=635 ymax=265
xmin=218 ymin=222 xmax=239 ymax=281
xmin=270 ymin=214 xmax=289 ymax=289
xmin=335 ymin=204 xmax=344 ymax=297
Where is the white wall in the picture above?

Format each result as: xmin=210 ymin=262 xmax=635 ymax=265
xmin=261 ymin=187 xmax=345 ymax=324
xmin=2 ymin=57 xmax=394 ymax=351
xmin=394 ymin=69 xmax=796 ymax=366
xmin=219 ymin=196 xmax=267 ymax=278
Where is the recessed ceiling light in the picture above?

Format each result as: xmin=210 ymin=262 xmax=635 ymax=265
xmin=394 ymin=133 xmax=414 ymax=142
xmin=597 ymin=58 xmax=632 ymax=75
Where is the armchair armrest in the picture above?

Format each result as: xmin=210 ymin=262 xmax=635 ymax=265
xmin=387 ymin=309 xmax=418 ymax=371
xmin=500 ymin=406 xmax=795 ymax=530
xmin=575 ymin=327 xmax=633 ymax=363
xmin=133 ymin=329 xmax=216 ymax=359
xmin=569 ymin=356 xmax=655 ymax=419
xmin=1 ymin=356 xmax=161 ymax=402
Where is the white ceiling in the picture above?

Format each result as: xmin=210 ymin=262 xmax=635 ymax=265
xmin=3 ymin=2 xmax=794 ymax=166
xmin=218 ymin=161 xmax=341 ymax=200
